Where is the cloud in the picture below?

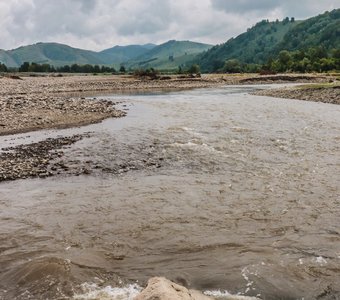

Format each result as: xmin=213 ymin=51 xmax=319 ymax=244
xmin=114 ymin=0 xmax=172 ymax=35
xmin=211 ymin=0 xmax=339 ymax=18
xmin=0 ymin=0 xmax=338 ymax=51
xmin=212 ymin=0 xmax=278 ymax=14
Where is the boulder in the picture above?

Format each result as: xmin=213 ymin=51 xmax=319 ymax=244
xmin=134 ymin=277 xmax=212 ymax=300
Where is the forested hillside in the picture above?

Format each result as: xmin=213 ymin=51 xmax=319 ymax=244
xmin=197 ymin=9 xmax=340 ymax=72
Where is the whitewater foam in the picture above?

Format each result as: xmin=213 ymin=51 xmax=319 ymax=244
xmin=73 ymin=283 xmax=142 ymax=300
xmin=204 ymin=289 xmax=261 ymax=299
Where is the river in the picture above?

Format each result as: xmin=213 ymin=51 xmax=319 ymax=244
xmin=0 ymin=86 xmax=339 ymax=299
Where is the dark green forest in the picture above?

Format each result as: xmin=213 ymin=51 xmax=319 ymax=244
xmin=15 ymin=62 xmax=117 ymax=74
xmin=221 ymin=47 xmax=340 ymax=74
xmin=197 ymin=9 xmax=340 ymax=73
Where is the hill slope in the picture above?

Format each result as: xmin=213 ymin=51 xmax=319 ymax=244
xmin=198 ymin=9 xmax=340 ymax=72
xmin=0 ymin=50 xmax=18 ymax=67
xmin=275 ymin=9 xmax=340 ymax=51
xmin=0 ymin=43 xmax=157 ymax=68
xmin=125 ymin=40 xmax=213 ymax=70
xmin=99 ymin=44 xmax=156 ymax=65
xmin=1 ymin=43 xmax=106 ymax=68
xmin=197 ymin=19 xmax=300 ymax=72
xmin=0 ymin=41 xmax=210 ymax=70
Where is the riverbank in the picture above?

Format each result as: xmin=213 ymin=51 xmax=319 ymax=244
xmin=0 ymin=74 xmax=218 ymax=136
xmin=253 ymin=82 xmax=340 ymax=105
xmin=0 ymin=73 xmax=333 ymax=136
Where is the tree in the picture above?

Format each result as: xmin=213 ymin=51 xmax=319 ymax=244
xmin=308 ymin=46 xmax=327 ymax=61
xmin=0 ymin=63 xmax=8 ymax=72
xmin=83 ymin=64 xmax=94 ymax=73
xmin=223 ymin=59 xmax=241 ymax=73
xmin=320 ymin=58 xmax=335 ymax=71
xmin=19 ymin=62 xmax=30 ymax=72
xmin=94 ymin=65 xmax=101 ymax=73
xmin=187 ymin=64 xmax=200 ymax=74
xmin=119 ymin=65 xmax=126 ymax=73
xmin=59 ymin=65 xmax=71 ymax=72
xmin=282 ymin=17 xmax=290 ymax=25
xmin=70 ymin=64 xmax=80 ymax=73
xmin=278 ymin=50 xmax=292 ymax=71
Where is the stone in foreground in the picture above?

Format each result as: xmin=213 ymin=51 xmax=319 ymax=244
xmin=134 ymin=277 xmax=212 ymax=300
xmin=134 ymin=277 xmax=261 ymax=300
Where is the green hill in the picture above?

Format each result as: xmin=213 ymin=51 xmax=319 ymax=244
xmin=0 ymin=42 xmax=156 ymax=68
xmin=0 ymin=50 xmax=18 ymax=67
xmin=1 ymin=42 xmax=105 ymax=68
xmin=197 ymin=19 xmax=300 ymax=72
xmin=99 ymin=44 xmax=156 ymax=66
xmin=125 ymin=40 xmax=213 ymax=70
xmin=197 ymin=9 xmax=340 ymax=72
xmin=0 ymin=41 xmax=210 ymax=70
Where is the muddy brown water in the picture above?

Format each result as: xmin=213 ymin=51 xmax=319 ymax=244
xmin=0 ymin=86 xmax=339 ymax=300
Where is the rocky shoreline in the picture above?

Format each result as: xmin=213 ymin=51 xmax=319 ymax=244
xmin=0 ymin=134 xmax=92 ymax=181
xmin=253 ymin=83 xmax=340 ymax=105
xmin=0 ymin=74 xmax=223 ymax=136
xmin=1 ymin=73 xmax=334 ymax=136
xmin=1 ymin=73 xmax=335 ymax=134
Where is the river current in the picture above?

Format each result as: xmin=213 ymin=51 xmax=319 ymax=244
xmin=0 ymin=86 xmax=339 ymax=299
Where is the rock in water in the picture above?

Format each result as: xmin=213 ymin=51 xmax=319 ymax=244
xmin=134 ymin=277 xmax=212 ymax=300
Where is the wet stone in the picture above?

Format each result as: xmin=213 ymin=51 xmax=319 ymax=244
xmin=0 ymin=134 xmax=89 ymax=182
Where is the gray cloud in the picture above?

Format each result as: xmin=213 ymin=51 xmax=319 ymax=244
xmin=79 ymin=0 xmax=97 ymax=12
xmin=115 ymin=0 xmax=172 ymax=35
xmin=211 ymin=0 xmax=339 ymax=18
xmin=212 ymin=0 xmax=278 ymax=13
xmin=0 ymin=0 xmax=338 ymax=51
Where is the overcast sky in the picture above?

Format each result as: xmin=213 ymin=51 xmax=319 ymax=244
xmin=0 ymin=0 xmax=338 ymax=51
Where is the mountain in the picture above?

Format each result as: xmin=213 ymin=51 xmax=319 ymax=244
xmin=99 ymin=44 xmax=156 ymax=65
xmin=125 ymin=40 xmax=213 ymax=70
xmin=0 ymin=42 xmax=157 ymax=68
xmin=197 ymin=9 xmax=340 ymax=72
xmin=0 ymin=42 xmax=105 ymax=68
xmin=197 ymin=19 xmax=300 ymax=72
xmin=0 ymin=41 xmax=210 ymax=70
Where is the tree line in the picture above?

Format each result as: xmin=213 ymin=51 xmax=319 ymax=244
xmin=1 ymin=47 xmax=339 ymax=75
xmin=0 ymin=62 xmax=121 ymax=73
xmin=16 ymin=62 xmax=119 ymax=73
xmin=222 ymin=47 xmax=340 ymax=73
